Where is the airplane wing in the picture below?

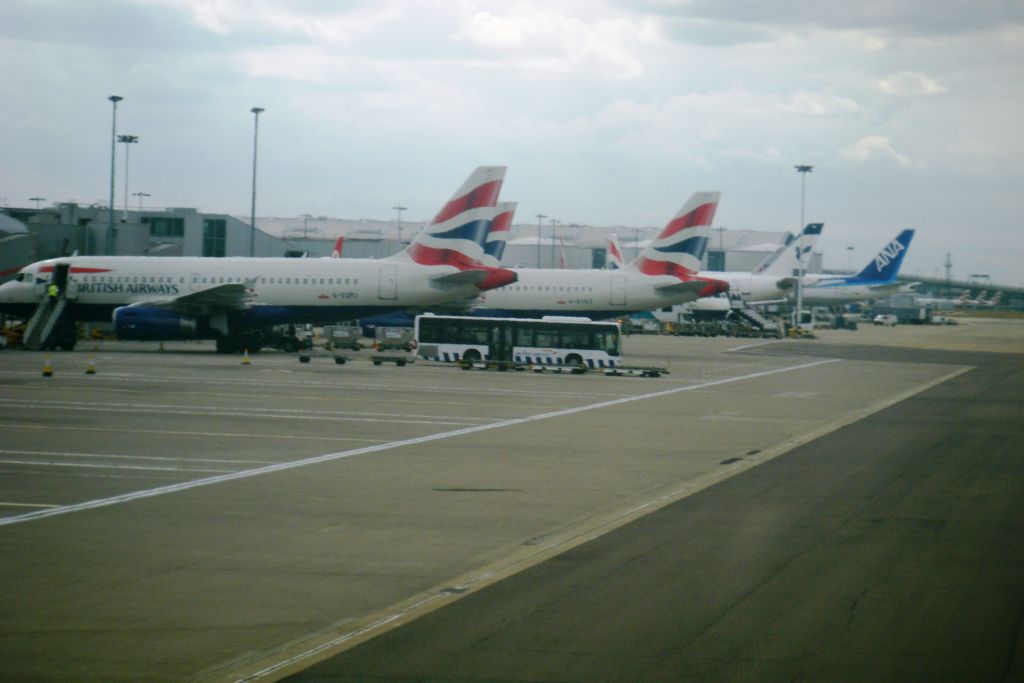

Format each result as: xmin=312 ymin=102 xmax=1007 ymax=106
xmin=430 ymin=269 xmax=488 ymax=286
xmin=124 ymin=280 xmax=257 ymax=313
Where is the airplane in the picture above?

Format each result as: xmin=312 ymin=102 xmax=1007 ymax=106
xmin=798 ymin=229 xmax=916 ymax=305
xmin=649 ymin=223 xmax=822 ymax=323
xmin=973 ymin=290 xmax=1001 ymax=308
xmin=470 ymin=191 xmax=729 ymax=319
xmin=915 ymin=289 xmax=971 ymax=309
xmin=0 ymin=166 xmax=518 ymax=352
xmin=705 ymin=223 xmax=824 ymax=303
xmin=606 ymin=232 xmax=625 ymax=270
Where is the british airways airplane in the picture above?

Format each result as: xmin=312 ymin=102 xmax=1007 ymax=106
xmin=0 ymin=167 xmax=517 ymax=352
xmin=471 ymin=192 xmax=729 ymax=319
xmin=799 ymin=229 xmax=916 ymax=304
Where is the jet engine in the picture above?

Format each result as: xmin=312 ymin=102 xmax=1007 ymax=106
xmin=113 ymin=306 xmax=199 ymax=340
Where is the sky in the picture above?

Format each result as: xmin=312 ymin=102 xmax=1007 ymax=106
xmin=2 ymin=0 xmax=1023 ymax=284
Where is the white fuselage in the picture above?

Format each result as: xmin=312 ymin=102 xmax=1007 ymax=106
xmin=701 ymin=271 xmax=791 ymax=302
xmin=473 ymin=268 xmax=712 ymax=319
xmin=0 ymin=255 xmax=486 ymax=321
xmin=797 ymin=275 xmax=908 ymax=305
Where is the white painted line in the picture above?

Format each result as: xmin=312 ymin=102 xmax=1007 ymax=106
xmin=0 ymin=449 xmax=266 ymax=465
xmin=727 ymin=340 xmax=783 ymax=352
xmin=0 ymin=501 xmax=59 ymax=509
xmin=0 ymin=399 xmax=486 ymax=427
xmin=0 ymin=370 xmax=625 ymax=400
xmin=0 ymin=423 xmax=384 ymax=444
xmin=0 ymin=358 xmax=838 ymax=528
xmin=0 ymin=459 xmax=233 ymax=474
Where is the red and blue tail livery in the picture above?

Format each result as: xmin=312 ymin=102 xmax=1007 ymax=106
xmin=399 ymin=166 xmax=505 ymax=276
xmin=629 ymin=191 xmax=727 ymax=297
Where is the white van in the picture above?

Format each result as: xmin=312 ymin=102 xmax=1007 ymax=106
xmin=872 ymin=314 xmax=898 ymax=327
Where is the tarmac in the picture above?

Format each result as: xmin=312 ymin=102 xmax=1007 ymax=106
xmin=0 ymin=317 xmax=1021 ymax=682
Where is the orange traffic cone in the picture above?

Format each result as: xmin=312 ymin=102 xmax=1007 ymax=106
xmin=85 ymin=356 xmax=96 ymax=375
xmin=242 ymin=349 xmax=251 ymax=365
xmin=42 ymin=357 xmax=54 ymax=377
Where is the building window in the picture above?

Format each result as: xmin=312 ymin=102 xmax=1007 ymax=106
xmin=143 ymin=216 xmax=185 ymax=238
xmin=203 ymin=219 xmax=226 ymax=257
xmin=707 ymin=250 xmax=725 ymax=271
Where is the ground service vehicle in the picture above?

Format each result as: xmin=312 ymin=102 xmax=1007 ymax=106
xmin=415 ymin=314 xmax=623 ymax=368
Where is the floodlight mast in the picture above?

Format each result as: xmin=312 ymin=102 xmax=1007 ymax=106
xmin=794 ymin=164 xmax=813 ymax=328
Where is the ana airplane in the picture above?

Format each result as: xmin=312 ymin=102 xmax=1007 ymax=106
xmin=471 ymin=191 xmax=729 ymax=319
xmin=0 ymin=167 xmax=518 ymax=352
xmin=799 ymin=229 xmax=916 ymax=304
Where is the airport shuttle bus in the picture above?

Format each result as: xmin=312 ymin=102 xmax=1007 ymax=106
xmin=414 ymin=314 xmax=623 ymax=368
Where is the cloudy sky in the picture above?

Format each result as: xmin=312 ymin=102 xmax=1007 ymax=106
xmin=3 ymin=0 xmax=1022 ymax=284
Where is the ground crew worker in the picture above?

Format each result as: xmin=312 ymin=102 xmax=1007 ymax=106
xmin=47 ymin=283 xmax=58 ymax=299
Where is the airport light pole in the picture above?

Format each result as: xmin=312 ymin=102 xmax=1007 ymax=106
xmin=118 ymin=134 xmax=138 ymax=222
xmin=535 ymin=213 xmax=546 ymax=268
xmin=393 ymin=204 xmax=407 ymax=244
xmin=794 ymin=164 xmax=813 ymax=328
xmin=549 ymin=219 xmax=560 ymax=268
xmin=249 ymin=107 xmax=264 ymax=258
xmin=30 ymin=197 xmax=45 ymax=210
xmin=106 ymin=95 xmax=123 ymax=255
xmin=633 ymin=227 xmax=640 ymax=261
xmin=132 ymin=191 xmax=150 ymax=211
xmin=846 ymin=245 xmax=854 ymax=273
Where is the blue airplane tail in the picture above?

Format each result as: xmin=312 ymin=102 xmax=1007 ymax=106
xmin=852 ymin=229 xmax=914 ymax=283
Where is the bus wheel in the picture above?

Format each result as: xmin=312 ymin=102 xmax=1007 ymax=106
xmin=565 ymin=353 xmax=583 ymax=367
xmin=462 ymin=349 xmax=481 ymax=362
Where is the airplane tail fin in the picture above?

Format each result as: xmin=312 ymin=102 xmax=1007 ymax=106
xmin=482 ymin=201 xmax=516 ymax=267
xmin=392 ymin=166 xmax=517 ymax=291
xmin=607 ymin=232 xmax=625 ymax=270
xmin=628 ymin=191 xmax=720 ymax=278
xmin=331 ymin=236 xmax=344 ymax=258
xmin=757 ymin=223 xmax=823 ymax=277
xmin=394 ymin=166 xmax=505 ymax=266
xmin=853 ymin=229 xmax=915 ymax=283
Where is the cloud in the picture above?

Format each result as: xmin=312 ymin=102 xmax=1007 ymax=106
xmin=622 ymin=0 xmax=1024 ymax=38
xmin=454 ymin=3 xmax=658 ymax=79
xmin=878 ymin=71 xmax=947 ymax=96
xmin=838 ymin=135 xmax=913 ymax=166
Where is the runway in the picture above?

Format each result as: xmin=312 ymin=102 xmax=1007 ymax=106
xmin=0 ymin=320 xmax=1020 ymax=681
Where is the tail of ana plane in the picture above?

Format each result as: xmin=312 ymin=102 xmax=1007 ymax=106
xmin=607 ymin=232 xmax=625 ymax=270
xmin=852 ymin=229 xmax=915 ymax=283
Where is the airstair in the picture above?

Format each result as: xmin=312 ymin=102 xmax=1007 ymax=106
xmin=729 ymin=298 xmax=781 ymax=335
xmin=22 ymin=296 xmax=69 ymax=350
